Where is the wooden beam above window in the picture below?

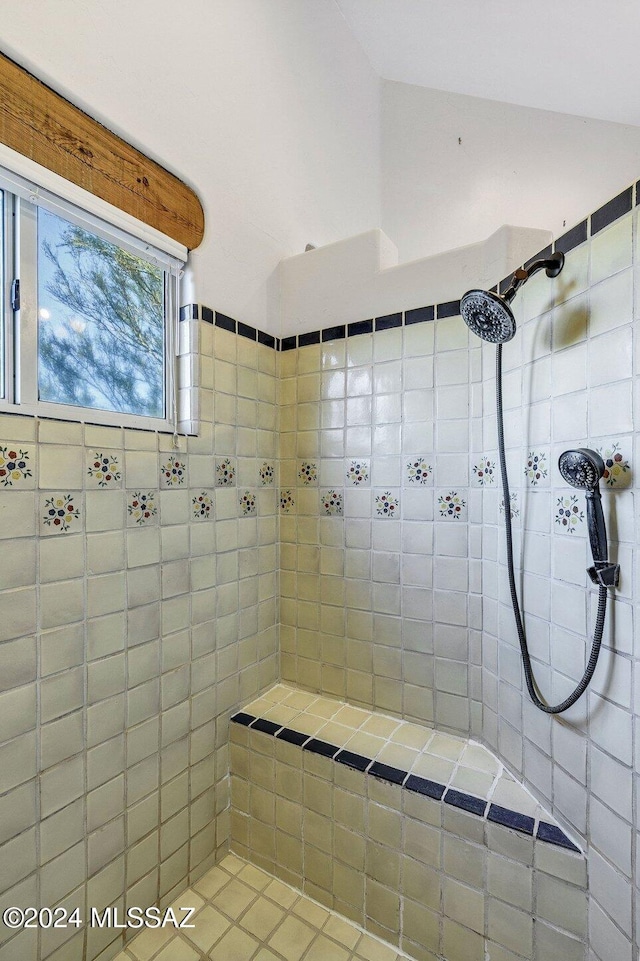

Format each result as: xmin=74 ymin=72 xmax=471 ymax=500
xmin=0 ymin=51 xmax=204 ymax=250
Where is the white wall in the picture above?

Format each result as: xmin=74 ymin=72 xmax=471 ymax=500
xmin=0 ymin=0 xmax=381 ymax=334
xmin=279 ymin=224 xmax=551 ymax=336
xmin=382 ymin=81 xmax=640 ymax=263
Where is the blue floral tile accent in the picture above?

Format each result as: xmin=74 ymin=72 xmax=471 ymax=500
xmin=298 ymin=461 xmax=318 ymax=486
xmin=160 ymin=455 xmax=187 ymax=488
xmin=406 ymin=457 xmax=432 ymax=485
xmin=597 ymin=441 xmax=631 ymax=488
xmin=438 ymin=491 xmax=467 ymax=520
xmin=375 ymin=491 xmax=399 ymax=518
xmin=280 ymin=490 xmax=295 ymax=513
xmin=499 ymin=492 xmax=519 ymax=519
xmin=86 ymin=451 xmax=121 ymax=489
xmin=321 ymin=489 xmax=343 ymax=516
xmin=127 ymin=491 xmax=158 ymax=527
xmin=41 ymin=493 xmax=81 ymax=534
xmin=259 ymin=462 xmax=275 ymax=486
xmin=346 ymin=460 xmax=370 ymax=486
xmin=472 ymin=456 xmax=496 ymax=487
xmin=524 ymin=450 xmax=548 ymax=487
xmin=555 ymin=494 xmax=584 ymax=532
xmin=0 ymin=445 xmax=33 ymax=487
xmin=192 ymin=491 xmax=214 ymax=521
xmin=239 ymin=489 xmax=257 ymax=516
xmin=215 ymin=457 xmax=236 ymax=486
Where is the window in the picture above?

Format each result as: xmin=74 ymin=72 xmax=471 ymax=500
xmin=0 ymin=164 xmax=184 ymax=432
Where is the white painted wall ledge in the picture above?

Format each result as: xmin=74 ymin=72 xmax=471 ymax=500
xmin=278 ymin=224 xmax=552 ymax=337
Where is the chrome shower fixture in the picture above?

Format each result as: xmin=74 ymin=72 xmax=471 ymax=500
xmin=460 ymin=251 xmax=564 ymax=344
xmin=558 ymin=448 xmax=620 ymax=588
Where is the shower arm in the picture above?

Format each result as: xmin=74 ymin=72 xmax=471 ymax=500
xmin=501 ymin=253 xmax=565 ymax=304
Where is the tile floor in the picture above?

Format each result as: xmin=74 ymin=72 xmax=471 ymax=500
xmin=115 ymin=853 xmax=414 ymax=961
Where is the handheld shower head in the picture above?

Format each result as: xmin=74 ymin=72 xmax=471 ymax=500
xmin=558 ymin=448 xmax=617 ymax=583
xmin=558 ymin=448 xmax=605 ymax=491
xmin=461 ymin=252 xmax=564 ymax=343
xmin=459 ymin=290 xmax=517 ymax=344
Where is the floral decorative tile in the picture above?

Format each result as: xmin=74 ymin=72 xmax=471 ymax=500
xmin=160 ymin=454 xmax=187 ymax=488
xmin=239 ymin=489 xmax=257 ymax=516
xmin=597 ymin=441 xmax=631 ymax=488
xmin=374 ymin=491 xmax=400 ymax=519
xmin=280 ymin=490 xmax=295 ymax=513
xmin=555 ymin=494 xmax=584 ymax=533
xmin=438 ymin=491 xmax=467 ymax=520
xmin=216 ymin=457 xmax=236 ymax=486
xmin=298 ymin=461 xmax=318 ymax=486
xmin=472 ymin=456 xmax=496 ymax=487
xmin=524 ymin=450 xmax=548 ymax=487
xmin=499 ymin=492 xmax=519 ymax=519
xmin=192 ymin=491 xmax=214 ymax=521
xmin=86 ymin=450 xmax=122 ymax=489
xmin=406 ymin=457 xmax=432 ymax=486
xmin=259 ymin=462 xmax=275 ymax=486
xmin=127 ymin=491 xmax=159 ymax=527
xmin=346 ymin=460 xmax=370 ymax=486
xmin=0 ymin=445 xmax=34 ymax=488
xmin=321 ymin=489 xmax=343 ymax=516
xmin=41 ymin=493 xmax=81 ymax=534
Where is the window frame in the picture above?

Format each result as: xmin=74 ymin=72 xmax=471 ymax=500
xmin=0 ymin=163 xmax=185 ymax=433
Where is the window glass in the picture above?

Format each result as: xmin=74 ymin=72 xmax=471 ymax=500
xmin=37 ymin=207 xmax=165 ymax=417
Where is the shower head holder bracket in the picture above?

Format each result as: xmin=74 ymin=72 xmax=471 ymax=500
xmin=587 ymin=561 xmax=620 ymax=588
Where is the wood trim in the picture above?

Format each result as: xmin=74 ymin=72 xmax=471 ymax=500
xmin=0 ymin=52 xmax=204 ymax=250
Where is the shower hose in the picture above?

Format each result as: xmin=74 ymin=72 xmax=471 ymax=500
xmin=495 ymin=344 xmax=608 ymax=714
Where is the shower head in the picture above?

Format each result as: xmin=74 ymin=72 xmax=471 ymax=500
xmin=558 ymin=448 xmax=605 ymax=491
xmin=460 ymin=252 xmax=565 ymax=344
xmin=460 ymin=289 xmax=517 ymax=344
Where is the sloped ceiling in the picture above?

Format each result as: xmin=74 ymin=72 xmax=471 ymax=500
xmin=334 ymin=0 xmax=640 ymax=126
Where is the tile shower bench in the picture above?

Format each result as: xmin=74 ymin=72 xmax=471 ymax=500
xmin=230 ymin=684 xmax=587 ymax=961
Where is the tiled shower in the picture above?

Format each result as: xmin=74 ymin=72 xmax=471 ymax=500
xmin=0 ymin=179 xmax=638 ymax=961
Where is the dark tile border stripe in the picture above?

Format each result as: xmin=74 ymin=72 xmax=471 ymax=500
xmin=275 ymin=727 xmax=309 ymax=747
xmin=436 ymin=300 xmax=460 ymax=319
xmin=591 ymin=187 xmax=632 ymax=235
xmin=258 ymin=330 xmax=277 ymax=349
xmin=375 ymin=312 xmax=402 ymax=331
xmin=322 ymin=325 xmax=346 ymax=342
xmin=347 ymin=319 xmax=373 ymax=337
xmin=488 ymin=803 xmax=534 ymax=836
xmin=303 ymin=738 xmax=339 ymax=758
xmin=554 ymin=220 xmax=587 ymax=255
xmin=335 ymin=749 xmax=371 ymax=772
xmin=369 ymin=761 xmax=406 ymax=786
xmin=299 ymin=330 xmax=321 ymax=347
xmin=238 ymin=321 xmax=257 ymax=341
xmin=231 ymin=712 xmax=255 ymax=727
xmin=537 ymin=821 xmax=581 ymax=852
xmin=230 ymin=712 xmax=582 ymax=854
xmin=215 ymin=312 xmax=236 ymax=333
xmin=405 ymin=306 xmax=434 ymax=325
xmin=444 ymin=788 xmax=487 ymax=817
xmin=251 ymin=718 xmax=281 ymax=736
xmin=405 ymin=774 xmax=445 ymax=800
